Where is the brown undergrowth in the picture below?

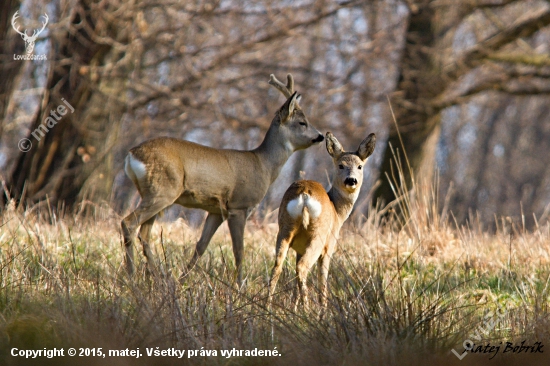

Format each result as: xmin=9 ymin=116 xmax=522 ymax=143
xmin=0 ymin=178 xmax=549 ymax=366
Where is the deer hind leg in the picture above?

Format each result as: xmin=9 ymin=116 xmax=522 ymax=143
xmin=138 ymin=215 xmax=158 ymax=277
xmin=295 ymin=237 xmax=324 ymax=309
xmin=317 ymin=254 xmax=331 ymax=307
xmin=122 ymin=197 xmax=174 ymax=276
xmin=121 ymin=218 xmax=136 ymax=275
xmin=268 ymin=229 xmax=295 ymax=306
xmin=182 ymin=213 xmax=224 ymax=281
xmin=292 ymin=253 xmax=303 ymax=304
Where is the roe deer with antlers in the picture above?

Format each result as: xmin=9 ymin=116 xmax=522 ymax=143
xmin=268 ymin=131 xmax=376 ymax=307
xmin=122 ymin=74 xmax=324 ymax=283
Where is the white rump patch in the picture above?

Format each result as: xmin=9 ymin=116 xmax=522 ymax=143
xmin=286 ymin=194 xmax=322 ymax=220
xmin=304 ymin=195 xmax=322 ymax=219
xmin=125 ymin=153 xmax=147 ymax=181
xmin=286 ymin=195 xmax=304 ymax=220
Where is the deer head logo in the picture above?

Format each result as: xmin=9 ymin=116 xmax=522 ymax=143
xmin=11 ymin=11 xmax=48 ymax=55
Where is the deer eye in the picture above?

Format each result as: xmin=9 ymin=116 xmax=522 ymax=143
xmin=339 ymin=164 xmax=344 ymax=170
xmin=358 ymin=165 xmax=362 ymax=170
xmin=299 ymin=122 xmax=307 ymax=126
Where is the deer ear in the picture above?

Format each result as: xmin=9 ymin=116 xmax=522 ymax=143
xmin=280 ymin=92 xmax=300 ymax=122
xmin=292 ymin=94 xmax=302 ymax=110
xmin=326 ymin=132 xmax=344 ymax=158
xmin=356 ymin=133 xmax=376 ymax=161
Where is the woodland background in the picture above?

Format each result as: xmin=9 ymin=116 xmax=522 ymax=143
xmin=1 ymin=0 xmax=550 ymax=228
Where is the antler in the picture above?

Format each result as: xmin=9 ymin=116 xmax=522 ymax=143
xmin=32 ymin=13 xmax=48 ymax=39
xmin=11 ymin=11 xmax=26 ymax=37
xmin=269 ymin=73 xmax=295 ymax=98
xmin=11 ymin=11 xmax=48 ymax=40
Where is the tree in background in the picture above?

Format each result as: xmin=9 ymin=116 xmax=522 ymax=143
xmin=384 ymin=0 xmax=550 ymax=227
xmin=1 ymin=0 xmax=549 ymax=227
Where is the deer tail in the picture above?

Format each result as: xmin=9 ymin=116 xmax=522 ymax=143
xmin=302 ymin=194 xmax=310 ymax=229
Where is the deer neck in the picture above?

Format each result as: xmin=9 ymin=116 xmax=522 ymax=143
xmin=253 ymin=122 xmax=294 ymax=183
xmin=327 ymin=186 xmax=358 ymax=224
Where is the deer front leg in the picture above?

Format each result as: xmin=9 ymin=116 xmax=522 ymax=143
xmin=182 ymin=213 xmax=224 ymax=281
xmin=227 ymin=209 xmax=247 ymax=286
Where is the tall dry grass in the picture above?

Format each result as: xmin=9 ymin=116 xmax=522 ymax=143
xmin=1 ymin=165 xmax=549 ymax=366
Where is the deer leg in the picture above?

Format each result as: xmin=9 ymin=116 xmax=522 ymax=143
xmin=139 ymin=215 xmax=156 ymax=243
xmin=138 ymin=215 xmax=158 ymax=276
xmin=293 ymin=253 xmax=303 ymax=304
xmin=318 ymin=254 xmax=331 ymax=307
xmin=182 ymin=213 xmax=224 ymax=279
xmin=296 ymin=238 xmax=324 ymax=309
xmin=121 ymin=220 xmax=135 ymax=275
xmin=122 ymin=198 xmax=173 ymax=276
xmin=268 ymin=231 xmax=294 ymax=305
xmin=227 ymin=210 xmax=247 ymax=286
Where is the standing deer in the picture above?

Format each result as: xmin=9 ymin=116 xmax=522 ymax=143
xmin=268 ymin=131 xmax=376 ymax=307
xmin=122 ymin=74 xmax=324 ymax=284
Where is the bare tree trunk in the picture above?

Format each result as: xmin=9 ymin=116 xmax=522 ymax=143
xmin=378 ymin=0 xmax=550 ymax=224
xmin=5 ymin=0 xmax=117 ymax=209
xmin=377 ymin=1 xmax=437 ymax=203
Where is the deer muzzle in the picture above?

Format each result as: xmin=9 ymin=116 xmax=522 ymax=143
xmin=344 ymin=177 xmax=357 ymax=187
xmin=312 ymin=134 xmax=324 ymax=143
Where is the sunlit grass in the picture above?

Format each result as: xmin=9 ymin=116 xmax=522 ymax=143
xmin=1 ymin=193 xmax=549 ymax=366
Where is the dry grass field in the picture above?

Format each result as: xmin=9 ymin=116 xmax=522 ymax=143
xmin=1 ymin=178 xmax=549 ymax=365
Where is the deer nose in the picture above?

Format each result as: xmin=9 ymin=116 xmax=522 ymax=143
xmin=344 ymin=177 xmax=357 ymax=186
xmin=312 ymin=134 xmax=324 ymax=143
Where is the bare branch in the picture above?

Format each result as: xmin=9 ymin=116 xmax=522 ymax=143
xmin=487 ymin=52 xmax=550 ymax=67
xmin=442 ymin=6 xmax=550 ymax=81
xmin=128 ymin=0 xmax=362 ymax=109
